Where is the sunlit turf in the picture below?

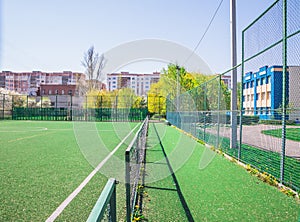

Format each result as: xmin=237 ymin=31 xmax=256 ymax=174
xmin=1 ymin=120 xmax=299 ymax=221
xmin=262 ymin=127 xmax=300 ymax=141
xmin=142 ymin=123 xmax=300 ymax=221
xmin=198 ymin=129 xmax=300 ymax=191
xmin=0 ymin=120 xmax=138 ymax=221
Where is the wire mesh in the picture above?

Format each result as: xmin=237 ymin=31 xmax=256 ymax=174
xmin=242 ymin=0 xmax=299 ymax=190
xmin=166 ymin=0 xmax=300 ymax=192
xmin=125 ymin=117 xmax=149 ymax=222
xmin=7 ymin=95 xmax=147 ymax=122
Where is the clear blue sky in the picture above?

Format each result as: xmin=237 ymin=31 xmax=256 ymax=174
xmin=1 ymin=0 xmax=275 ymax=74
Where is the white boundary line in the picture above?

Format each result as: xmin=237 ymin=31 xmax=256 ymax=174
xmin=45 ymin=123 xmax=140 ymax=222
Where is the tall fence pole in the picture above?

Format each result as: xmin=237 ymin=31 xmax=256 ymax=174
xmin=85 ymin=95 xmax=88 ymax=121
xmin=2 ymin=94 xmax=5 ymax=119
xmin=203 ymin=83 xmax=207 ymax=141
xmin=70 ymin=94 xmax=73 ymax=121
xmin=280 ymin=0 xmax=287 ymax=183
xmin=239 ymin=31 xmax=245 ymax=161
xmin=217 ymin=75 xmax=221 ymax=148
xmin=55 ymin=95 xmax=58 ymax=120
xmin=12 ymin=95 xmax=14 ymax=119
xmin=230 ymin=0 xmax=238 ymax=149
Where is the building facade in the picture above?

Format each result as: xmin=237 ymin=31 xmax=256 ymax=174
xmin=221 ymin=75 xmax=231 ymax=89
xmin=107 ymin=72 xmax=160 ymax=96
xmin=0 ymin=71 xmax=85 ymax=96
xmin=39 ymin=84 xmax=78 ymax=96
xmin=243 ymin=65 xmax=299 ymax=120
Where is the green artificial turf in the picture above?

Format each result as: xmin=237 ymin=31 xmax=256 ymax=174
xmin=262 ymin=127 xmax=300 ymax=142
xmin=142 ymin=123 xmax=300 ymax=221
xmin=0 ymin=120 xmax=138 ymax=221
xmin=197 ymin=128 xmax=300 ymax=191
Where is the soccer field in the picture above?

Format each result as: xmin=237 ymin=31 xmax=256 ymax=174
xmin=1 ymin=120 xmax=299 ymax=221
xmin=0 ymin=120 xmax=139 ymax=221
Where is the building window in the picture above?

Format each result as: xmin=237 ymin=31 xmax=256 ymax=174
xmin=112 ymin=81 xmax=116 ymax=84
xmin=62 ymin=90 xmax=65 ymax=95
xmin=55 ymin=89 xmax=58 ymax=94
xmin=256 ymin=93 xmax=259 ymax=100
xmin=257 ymin=79 xmax=260 ymax=85
xmin=262 ymin=92 xmax=265 ymax=100
xmin=49 ymin=90 xmax=52 ymax=95
xmin=261 ymin=77 xmax=265 ymax=85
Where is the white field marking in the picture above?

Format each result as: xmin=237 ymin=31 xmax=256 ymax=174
xmin=45 ymin=123 xmax=140 ymax=222
xmin=45 ymin=129 xmax=129 ymax=132
xmin=8 ymin=131 xmax=56 ymax=143
xmin=0 ymin=127 xmax=48 ymax=133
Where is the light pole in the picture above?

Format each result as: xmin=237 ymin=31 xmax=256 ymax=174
xmin=230 ymin=0 xmax=238 ymax=149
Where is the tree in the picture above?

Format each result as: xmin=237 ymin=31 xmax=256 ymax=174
xmin=117 ymin=88 xmax=137 ymax=108
xmin=81 ymin=46 xmax=106 ymax=94
xmin=161 ymin=64 xmax=198 ymax=98
xmin=148 ymin=64 xmax=232 ymax=114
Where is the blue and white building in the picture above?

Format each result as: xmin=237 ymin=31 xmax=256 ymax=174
xmin=242 ymin=65 xmax=296 ymax=120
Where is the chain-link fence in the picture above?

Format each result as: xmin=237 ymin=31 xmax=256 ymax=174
xmin=0 ymin=94 xmax=148 ymax=122
xmin=167 ymin=0 xmax=300 ymax=192
xmin=0 ymin=94 xmax=12 ymax=120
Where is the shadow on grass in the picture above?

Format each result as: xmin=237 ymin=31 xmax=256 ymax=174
xmin=144 ymin=185 xmax=177 ymax=192
xmin=150 ymin=123 xmax=195 ymax=222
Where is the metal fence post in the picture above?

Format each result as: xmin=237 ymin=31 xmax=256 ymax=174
xmin=115 ymin=95 xmax=118 ymax=122
xmin=125 ymin=152 xmax=131 ymax=222
xmin=12 ymin=95 xmax=14 ymax=119
xmin=203 ymin=83 xmax=207 ymax=142
xmin=110 ymin=182 xmax=117 ymax=222
xmin=85 ymin=95 xmax=88 ymax=121
xmin=100 ymin=95 xmax=103 ymax=121
xmin=55 ymin=95 xmax=58 ymax=120
xmin=70 ymin=94 xmax=73 ymax=121
xmin=238 ymin=31 xmax=245 ymax=161
xmin=280 ymin=0 xmax=287 ymax=183
xmin=217 ymin=75 xmax=221 ymax=149
xmin=2 ymin=94 xmax=5 ymax=120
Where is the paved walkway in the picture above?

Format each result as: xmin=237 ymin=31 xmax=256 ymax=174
xmin=208 ymin=124 xmax=300 ymax=158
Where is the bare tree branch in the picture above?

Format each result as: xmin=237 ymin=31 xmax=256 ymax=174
xmin=81 ymin=46 xmax=106 ymax=93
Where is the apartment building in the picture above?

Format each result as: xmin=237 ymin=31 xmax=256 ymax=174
xmin=221 ymin=75 xmax=231 ymax=89
xmin=0 ymin=71 xmax=85 ymax=95
xmin=107 ymin=72 xmax=160 ymax=96
xmin=243 ymin=65 xmax=300 ymax=120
